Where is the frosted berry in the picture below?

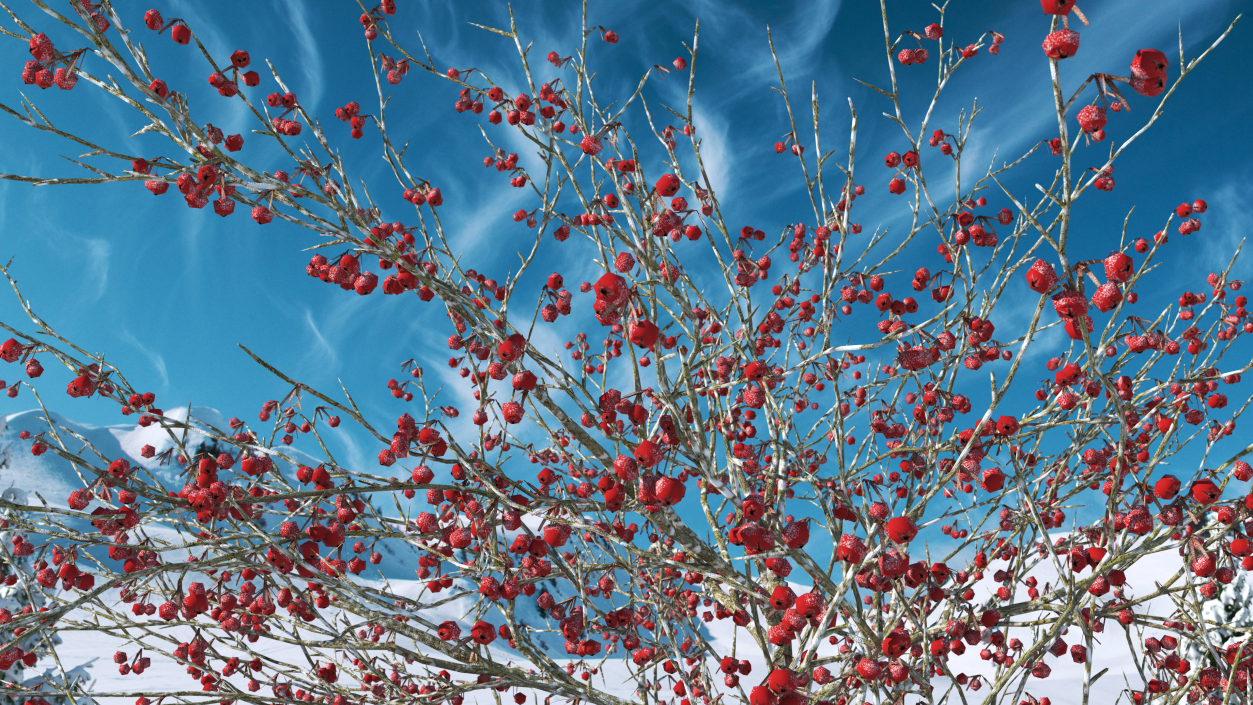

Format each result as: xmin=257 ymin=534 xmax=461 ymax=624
xmin=1047 ymin=288 xmax=1087 ymax=318
xmin=252 ymin=206 xmax=273 ymax=224
xmin=885 ymin=516 xmax=918 ymax=543
xmin=836 ymin=534 xmax=866 ymax=563
xmin=1042 ymin=30 xmax=1080 ymax=60
xmin=29 ymin=33 xmax=54 ymax=62
xmin=1040 ymin=0 xmax=1076 ymax=14
xmin=1076 ymin=105 xmax=1106 ymax=133
xmin=1104 ymin=252 xmax=1134 ymax=283
xmin=1025 ymin=259 xmax=1058 ymax=293
xmin=1130 ymin=75 xmax=1166 ymax=98
xmin=654 ymin=174 xmax=681 ymax=197
xmin=579 ymin=134 xmax=602 ymax=155
xmin=1090 ymin=282 xmax=1122 ymax=312
xmin=1131 ymin=49 xmax=1168 ymax=80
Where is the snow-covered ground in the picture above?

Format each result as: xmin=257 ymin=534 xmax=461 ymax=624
xmin=0 ymin=408 xmax=1206 ymax=704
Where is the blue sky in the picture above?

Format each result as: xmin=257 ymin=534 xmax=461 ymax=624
xmin=0 ymin=0 xmax=1249 ymax=497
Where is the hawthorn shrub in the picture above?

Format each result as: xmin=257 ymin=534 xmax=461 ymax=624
xmin=0 ymin=2 xmax=1248 ymax=705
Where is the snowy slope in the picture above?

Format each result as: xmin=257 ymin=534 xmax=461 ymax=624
xmin=0 ymin=408 xmax=1182 ymax=705
xmin=1 ymin=406 xmax=234 ymax=506
xmin=949 ymin=542 xmax=1183 ymax=703
xmin=0 ymin=406 xmax=433 ymax=575
xmin=0 ymin=406 xmax=591 ymax=702
xmin=57 ymin=548 xmax=1180 ymax=705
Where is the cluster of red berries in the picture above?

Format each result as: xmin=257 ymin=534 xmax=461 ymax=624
xmin=1174 ymin=198 xmax=1206 ymax=236
xmin=884 ymin=149 xmax=919 ymax=194
xmin=142 ymin=8 xmax=188 ymax=44
xmin=358 ymin=0 xmax=396 ymax=41
xmin=483 ymin=81 xmax=569 ymax=129
xmin=111 ymin=649 xmax=152 ymax=676
xmin=401 ymin=185 xmax=442 ymax=206
xmin=307 ymin=253 xmax=377 ymax=295
xmin=334 ymin=101 xmax=366 ymax=138
xmin=381 ymin=54 xmax=410 ymax=85
xmin=540 ymin=273 xmax=574 ymax=322
xmin=898 ymin=24 xmax=940 ymax=65
xmin=205 ymin=50 xmax=259 ymax=97
xmin=21 ymin=33 xmax=80 ymax=90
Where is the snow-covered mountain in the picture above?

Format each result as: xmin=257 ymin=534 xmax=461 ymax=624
xmin=2 ymin=405 xmax=238 ymax=506
xmin=0 ymin=406 xmax=440 ymax=575
xmin=0 ymin=406 xmax=608 ymax=703
xmin=2 ymin=407 xmax=1193 ymax=705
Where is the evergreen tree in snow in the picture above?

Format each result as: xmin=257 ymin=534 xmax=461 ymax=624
xmin=1187 ymin=566 xmax=1253 ymax=669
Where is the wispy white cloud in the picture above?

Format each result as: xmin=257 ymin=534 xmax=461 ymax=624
xmin=685 ymin=0 xmax=842 ymax=84
xmin=119 ymin=327 xmax=170 ymax=390
xmin=303 ymin=307 xmax=338 ymax=368
xmin=446 ymin=186 xmax=533 ymax=257
xmin=771 ymin=0 xmax=842 ymax=71
xmin=1197 ymin=178 xmax=1253 ymax=279
xmin=168 ymin=0 xmax=230 ymax=56
xmin=0 ymin=183 xmax=10 ymax=234
xmin=331 ymin=422 xmax=366 ymax=473
xmin=689 ymin=101 xmax=731 ymax=199
xmin=278 ymin=0 xmax=324 ymax=109
xmin=177 ymin=209 xmax=206 ymax=289
xmin=81 ymin=237 xmax=110 ymax=304
xmin=41 ymin=234 xmax=111 ymax=305
xmin=962 ymin=0 xmax=1228 ymax=173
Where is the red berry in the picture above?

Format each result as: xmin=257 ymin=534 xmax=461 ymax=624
xmin=28 ymin=33 xmax=54 ymax=62
xmin=1090 ymin=282 xmax=1122 ymax=312
xmin=980 ymin=467 xmax=1005 ymax=492
xmin=1040 ymin=0 xmax=1076 ymax=14
xmin=885 ymin=516 xmax=918 ymax=543
xmin=1052 ymin=289 xmax=1088 ymax=319
xmin=579 ymin=135 xmax=602 ymax=155
xmin=1042 ymin=30 xmax=1080 ymax=60
xmin=1025 ymin=259 xmax=1058 ymax=294
xmin=628 ymin=320 xmax=659 ymax=348
xmin=1131 ymin=49 xmax=1168 ymax=80
xmin=1191 ymin=479 xmax=1220 ymax=505
xmin=836 ymin=534 xmax=866 ymax=563
xmin=1104 ymin=252 xmax=1134 ymax=283
xmin=654 ymin=174 xmax=681 ymax=198
xmin=1076 ymin=105 xmax=1107 ymax=133
xmin=769 ymin=586 xmax=795 ymax=610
